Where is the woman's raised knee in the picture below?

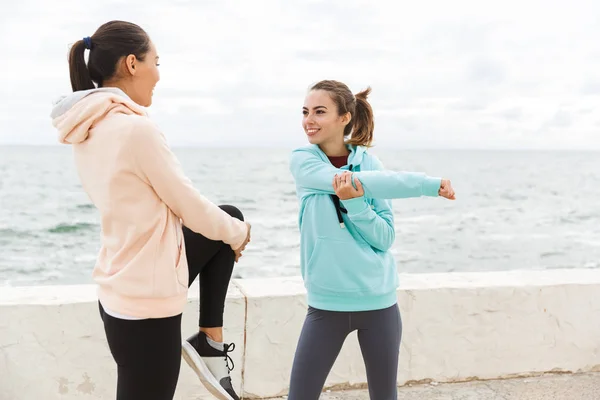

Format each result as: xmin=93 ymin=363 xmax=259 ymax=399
xmin=218 ymin=205 xmax=244 ymax=221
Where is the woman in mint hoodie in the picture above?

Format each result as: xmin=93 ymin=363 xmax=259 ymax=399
xmin=288 ymin=80 xmax=455 ymax=399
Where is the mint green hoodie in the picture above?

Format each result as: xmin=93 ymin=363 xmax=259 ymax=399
xmin=289 ymin=144 xmax=441 ymax=312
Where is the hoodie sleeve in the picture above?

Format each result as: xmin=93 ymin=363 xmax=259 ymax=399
xmin=289 ymin=148 xmax=442 ymax=199
xmin=127 ymin=117 xmax=248 ymax=249
xmin=340 ymin=156 xmax=395 ymax=251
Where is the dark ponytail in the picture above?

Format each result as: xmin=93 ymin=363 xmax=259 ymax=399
xmin=67 ymin=21 xmax=150 ymax=93
xmin=346 ymin=87 xmax=374 ymax=147
xmin=310 ymin=80 xmax=375 ymax=147
xmin=68 ymin=39 xmax=95 ymax=92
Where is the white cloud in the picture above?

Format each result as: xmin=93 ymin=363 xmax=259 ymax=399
xmin=153 ymin=97 xmax=232 ymax=115
xmin=0 ymin=0 xmax=599 ymax=148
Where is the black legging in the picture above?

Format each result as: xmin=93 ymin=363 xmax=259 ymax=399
xmin=184 ymin=205 xmax=241 ymax=328
xmin=99 ymin=205 xmax=243 ymax=400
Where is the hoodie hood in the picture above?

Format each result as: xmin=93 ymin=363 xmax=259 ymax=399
xmin=50 ymin=87 xmax=147 ymax=144
xmin=310 ymin=143 xmax=368 ymax=167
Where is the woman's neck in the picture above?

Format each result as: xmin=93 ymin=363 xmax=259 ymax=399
xmin=102 ymin=80 xmax=130 ymax=97
xmin=319 ymin=140 xmax=349 ymax=157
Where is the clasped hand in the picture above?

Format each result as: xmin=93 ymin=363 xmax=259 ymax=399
xmin=333 ymin=171 xmax=364 ymax=200
xmin=233 ymin=222 xmax=252 ymax=262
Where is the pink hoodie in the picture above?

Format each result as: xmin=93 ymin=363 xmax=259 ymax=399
xmin=51 ymin=88 xmax=248 ymax=318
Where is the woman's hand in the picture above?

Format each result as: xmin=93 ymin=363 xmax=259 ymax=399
xmin=438 ymin=179 xmax=456 ymax=200
xmin=233 ymin=222 xmax=251 ymax=262
xmin=333 ymin=171 xmax=364 ymax=200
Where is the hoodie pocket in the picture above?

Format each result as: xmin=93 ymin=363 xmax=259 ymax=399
xmin=152 ymin=243 xmax=188 ymax=298
xmin=174 ymin=245 xmax=189 ymax=290
xmin=174 ymin=221 xmax=188 ymax=289
xmin=306 ymin=237 xmax=385 ymax=296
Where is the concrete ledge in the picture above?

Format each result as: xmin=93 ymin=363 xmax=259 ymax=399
xmin=1 ymin=269 xmax=600 ymax=399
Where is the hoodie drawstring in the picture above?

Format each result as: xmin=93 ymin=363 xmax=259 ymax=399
xmin=331 ymin=164 xmax=353 ymax=229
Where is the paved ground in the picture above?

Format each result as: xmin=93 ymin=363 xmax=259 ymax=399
xmin=273 ymin=372 xmax=600 ymax=400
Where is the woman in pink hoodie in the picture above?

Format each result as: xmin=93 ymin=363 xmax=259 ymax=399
xmin=50 ymin=21 xmax=249 ymax=400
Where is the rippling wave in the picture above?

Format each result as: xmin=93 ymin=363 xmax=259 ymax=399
xmin=48 ymin=222 xmax=97 ymax=234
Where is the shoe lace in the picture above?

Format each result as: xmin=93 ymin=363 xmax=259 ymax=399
xmin=223 ymin=342 xmax=235 ymax=372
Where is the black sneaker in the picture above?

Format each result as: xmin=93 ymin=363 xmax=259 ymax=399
xmin=182 ymin=331 xmax=240 ymax=400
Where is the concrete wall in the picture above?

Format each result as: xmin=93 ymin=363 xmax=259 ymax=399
xmin=2 ymin=269 xmax=600 ymax=399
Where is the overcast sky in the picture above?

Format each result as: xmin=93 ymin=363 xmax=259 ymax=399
xmin=1 ymin=0 xmax=599 ymax=149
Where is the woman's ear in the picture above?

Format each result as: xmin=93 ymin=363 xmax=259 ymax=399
xmin=341 ymin=112 xmax=352 ymax=126
xmin=125 ymin=54 xmax=137 ymax=76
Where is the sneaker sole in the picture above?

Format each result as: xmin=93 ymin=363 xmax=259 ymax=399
xmin=182 ymin=341 xmax=235 ymax=400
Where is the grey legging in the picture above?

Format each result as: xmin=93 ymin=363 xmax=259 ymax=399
xmin=288 ymin=303 xmax=402 ymax=400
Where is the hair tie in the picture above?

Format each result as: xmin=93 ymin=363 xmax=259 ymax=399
xmin=83 ymin=36 xmax=92 ymax=50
